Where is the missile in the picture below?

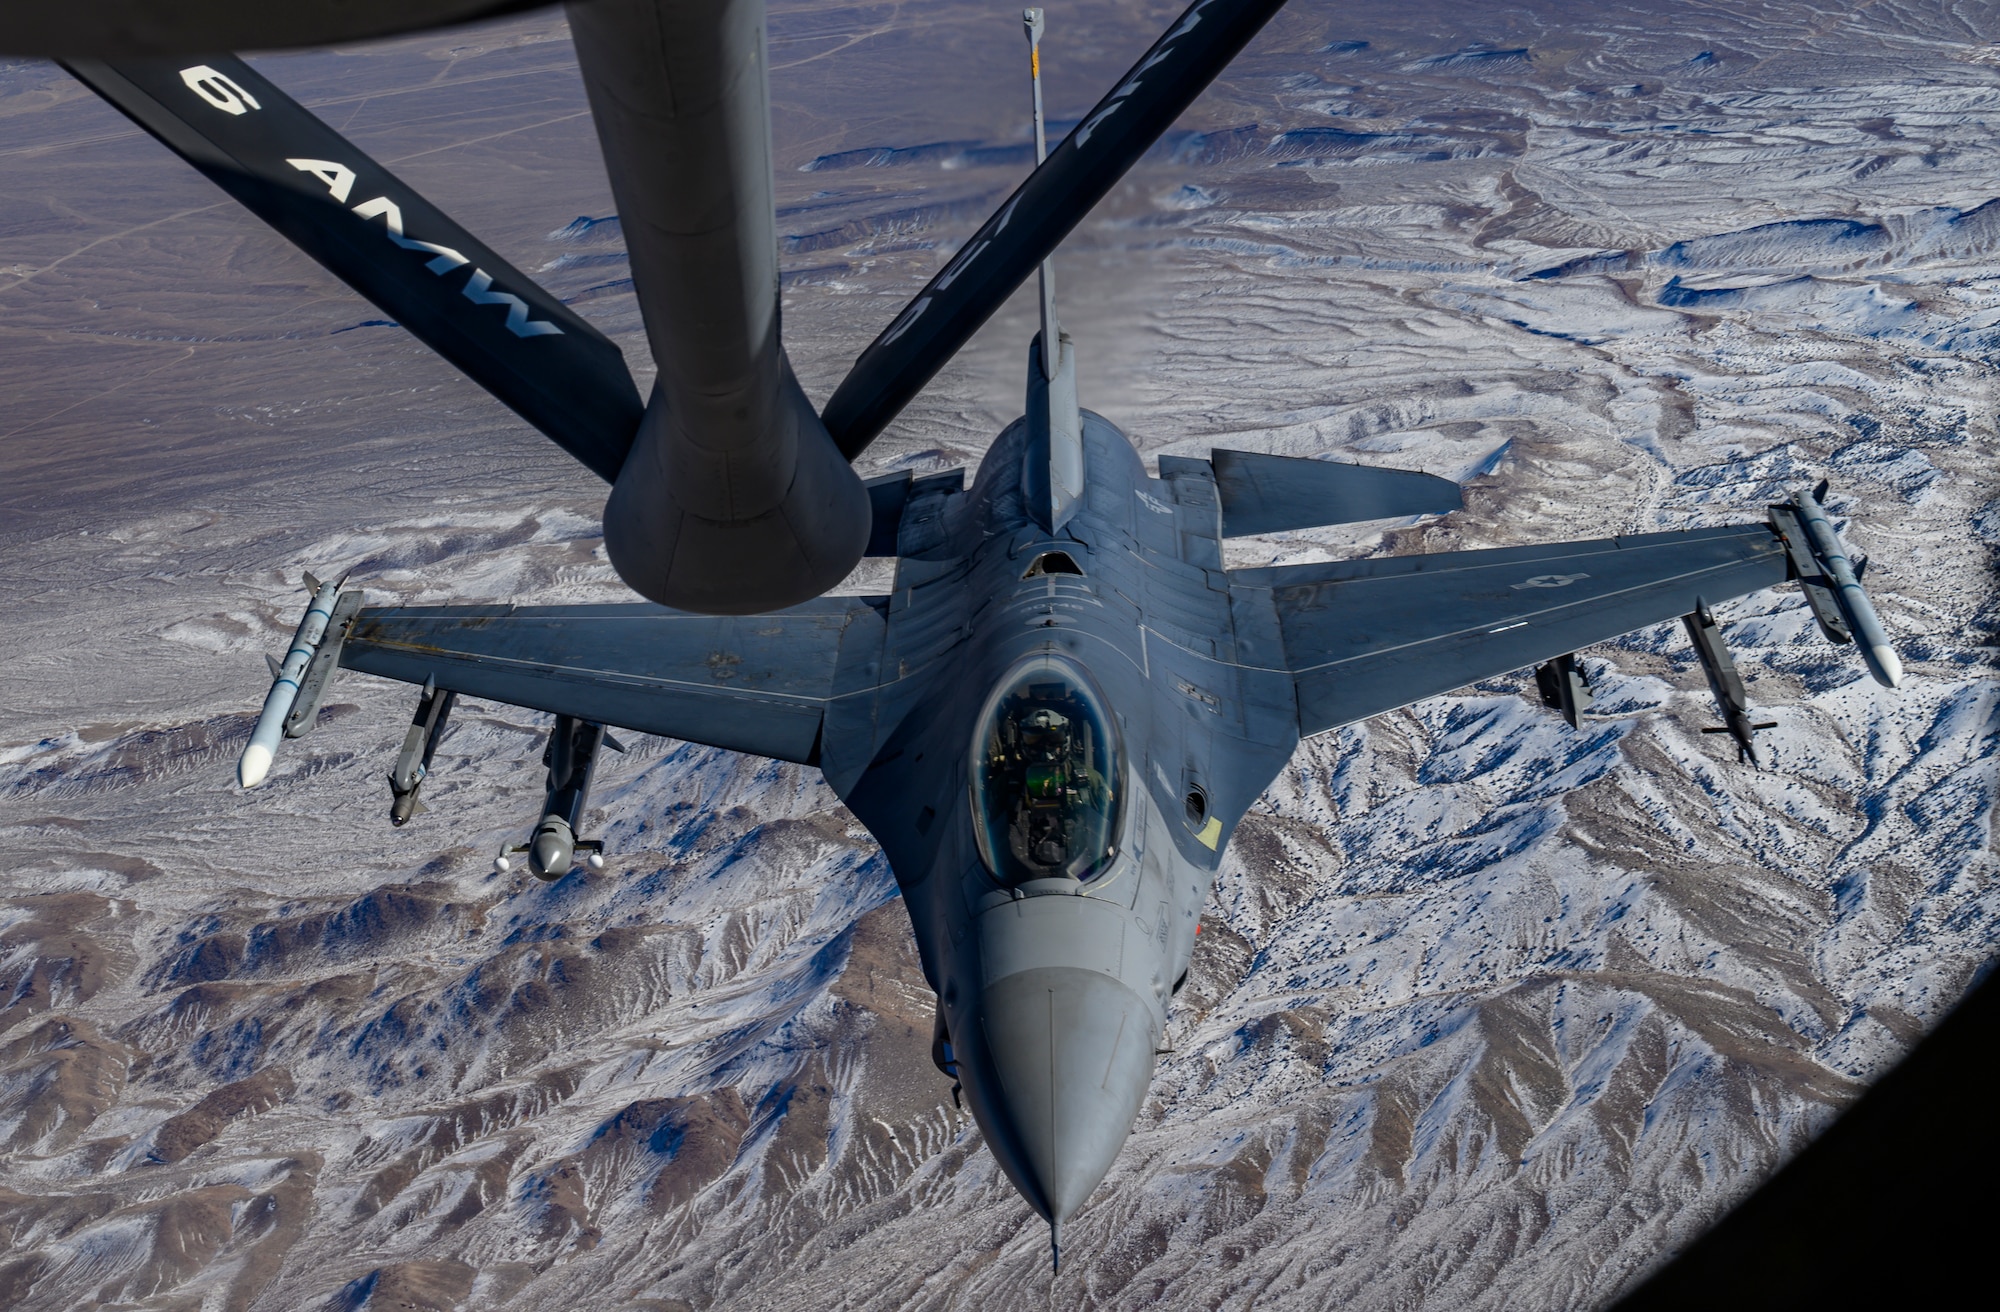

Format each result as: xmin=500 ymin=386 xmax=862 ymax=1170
xmin=285 ymin=589 xmax=364 ymax=738
xmin=1766 ymin=504 xmax=1852 ymax=646
xmin=239 ymin=572 xmax=344 ymax=788
xmin=388 ymin=679 xmax=457 ymax=826
xmin=1791 ymin=484 xmax=1902 ymax=689
xmin=1682 ymin=598 xmax=1777 ymax=766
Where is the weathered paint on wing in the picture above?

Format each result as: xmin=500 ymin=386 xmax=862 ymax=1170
xmin=1231 ymin=523 xmax=1791 ymax=737
xmin=339 ymin=599 xmax=888 ymax=764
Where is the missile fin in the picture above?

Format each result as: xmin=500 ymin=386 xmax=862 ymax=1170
xmin=285 ymin=589 xmax=363 ymax=738
xmin=266 ymin=653 xmax=283 ymax=679
xmin=1533 ymin=653 xmax=1593 ymax=730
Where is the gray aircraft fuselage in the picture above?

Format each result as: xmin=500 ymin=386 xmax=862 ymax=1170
xmin=837 ymin=402 xmax=1299 ymax=1241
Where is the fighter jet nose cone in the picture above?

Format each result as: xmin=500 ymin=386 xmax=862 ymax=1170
xmin=970 ymin=966 xmax=1156 ymax=1227
xmin=238 ymin=744 xmax=272 ymax=789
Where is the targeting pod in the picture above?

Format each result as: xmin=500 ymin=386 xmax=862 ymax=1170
xmin=493 ymin=715 xmax=625 ymax=880
xmin=388 ymin=678 xmax=457 ymax=826
xmin=1771 ymin=483 xmax=1901 ymax=689
xmin=240 ymin=572 xmax=355 ymax=788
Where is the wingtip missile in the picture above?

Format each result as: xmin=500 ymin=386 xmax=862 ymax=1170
xmin=238 ymin=571 xmax=345 ymax=789
xmin=1787 ymin=486 xmax=1902 ymax=689
xmin=238 ymin=742 xmax=274 ymax=789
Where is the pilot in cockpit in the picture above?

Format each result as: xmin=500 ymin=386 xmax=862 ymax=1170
xmin=974 ymin=663 xmax=1119 ymax=885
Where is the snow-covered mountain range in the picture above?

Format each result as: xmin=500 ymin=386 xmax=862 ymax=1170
xmin=1 ymin=2 xmax=1994 ymax=1308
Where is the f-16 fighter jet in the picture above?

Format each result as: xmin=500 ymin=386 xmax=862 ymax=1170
xmin=10 ymin=0 xmax=1902 ymax=1266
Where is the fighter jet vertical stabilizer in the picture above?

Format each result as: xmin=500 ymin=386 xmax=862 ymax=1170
xmin=1020 ymin=8 xmax=1084 ymax=534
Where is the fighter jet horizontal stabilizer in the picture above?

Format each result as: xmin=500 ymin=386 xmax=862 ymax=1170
xmin=860 ymin=468 xmax=969 ymax=557
xmin=1208 ymin=448 xmax=1463 ymax=537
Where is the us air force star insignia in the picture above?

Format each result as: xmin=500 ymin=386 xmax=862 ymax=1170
xmin=1512 ymin=572 xmax=1591 ymax=589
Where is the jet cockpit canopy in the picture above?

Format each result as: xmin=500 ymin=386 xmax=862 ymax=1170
xmin=970 ymin=656 xmax=1122 ymax=885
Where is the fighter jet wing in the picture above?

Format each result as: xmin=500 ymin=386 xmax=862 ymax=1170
xmin=1228 ymin=523 xmax=1791 ymax=737
xmin=337 ymin=598 xmax=889 ymax=764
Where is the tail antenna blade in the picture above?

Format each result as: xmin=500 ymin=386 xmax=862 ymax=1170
xmin=822 ymin=0 xmax=1296 ymax=459
xmin=1023 ymin=7 xmax=1058 ymax=359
